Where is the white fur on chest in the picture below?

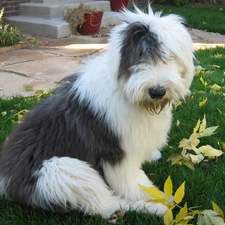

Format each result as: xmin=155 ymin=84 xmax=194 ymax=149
xmin=118 ymin=106 xmax=172 ymax=164
xmin=74 ymin=57 xmax=172 ymax=166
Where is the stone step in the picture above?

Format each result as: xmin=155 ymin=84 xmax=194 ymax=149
xmin=20 ymin=1 xmax=111 ymax=19
xmin=7 ymin=16 xmax=71 ymax=39
xmin=7 ymin=11 xmax=121 ymax=38
xmin=101 ymin=11 xmax=121 ymax=27
xmin=31 ymin=0 xmax=98 ymax=3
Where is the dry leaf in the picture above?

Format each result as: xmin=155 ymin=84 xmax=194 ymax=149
xmin=199 ymin=115 xmax=206 ymax=133
xmin=179 ymin=134 xmax=200 ymax=150
xmin=198 ymin=145 xmax=223 ymax=159
xmin=211 ymin=84 xmax=221 ymax=92
xmin=174 ymin=100 xmax=182 ymax=110
xmin=200 ymin=76 xmax=208 ymax=86
xmin=195 ymin=65 xmax=207 ymax=76
xmin=199 ymin=97 xmax=207 ymax=107
xmin=197 ymin=210 xmax=225 ymax=225
xmin=212 ymin=201 xmax=225 ymax=221
xmin=210 ymin=65 xmax=220 ymax=69
xmin=221 ymin=142 xmax=225 ymax=150
xmin=188 ymin=153 xmax=204 ymax=164
xmin=1 ymin=111 xmax=7 ymax=116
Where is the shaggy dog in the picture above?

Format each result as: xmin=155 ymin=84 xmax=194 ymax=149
xmin=0 ymin=6 xmax=194 ymax=218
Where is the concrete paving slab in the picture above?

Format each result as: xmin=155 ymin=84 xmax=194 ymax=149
xmin=0 ymin=28 xmax=225 ymax=98
xmin=0 ymin=49 xmax=53 ymax=65
xmin=36 ymin=44 xmax=108 ymax=57
xmin=1 ymin=71 xmax=32 ymax=97
xmin=190 ymin=28 xmax=225 ymax=44
xmin=0 ymin=56 xmax=84 ymax=97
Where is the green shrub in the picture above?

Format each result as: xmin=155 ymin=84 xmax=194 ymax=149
xmin=171 ymin=0 xmax=189 ymax=6
xmin=0 ymin=8 xmax=23 ymax=47
xmin=153 ymin=0 xmax=190 ymax=6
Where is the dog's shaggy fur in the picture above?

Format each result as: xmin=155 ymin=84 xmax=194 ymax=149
xmin=0 ymin=6 xmax=194 ymax=218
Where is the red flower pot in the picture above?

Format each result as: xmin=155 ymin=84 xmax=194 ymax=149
xmin=79 ymin=12 xmax=103 ymax=35
xmin=110 ymin=0 xmax=129 ymax=12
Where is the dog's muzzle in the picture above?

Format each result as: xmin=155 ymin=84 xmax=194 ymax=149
xmin=149 ymin=86 xmax=166 ymax=99
xmin=140 ymin=86 xmax=170 ymax=114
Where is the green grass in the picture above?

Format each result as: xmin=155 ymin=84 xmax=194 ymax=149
xmin=1 ymin=47 xmax=225 ymax=224
xmin=152 ymin=5 xmax=225 ymax=35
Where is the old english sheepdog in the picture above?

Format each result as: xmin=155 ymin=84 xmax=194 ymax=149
xmin=0 ymin=5 xmax=194 ymax=218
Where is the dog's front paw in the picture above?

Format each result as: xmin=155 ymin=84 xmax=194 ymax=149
xmin=145 ymin=202 xmax=168 ymax=217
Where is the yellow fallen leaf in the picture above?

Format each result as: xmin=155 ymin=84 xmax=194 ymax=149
xmin=166 ymin=154 xmax=183 ymax=166
xmin=182 ymin=160 xmax=195 ymax=170
xmin=188 ymin=153 xmax=204 ymax=164
xmin=164 ymin=208 xmax=174 ymax=225
xmin=199 ymin=97 xmax=207 ymax=107
xmin=175 ymin=202 xmax=188 ymax=223
xmin=1 ymin=111 xmax=7 ymax=116
xmin=214 ymin=54 xmax=223 ymax=58
xmin=197 ymin=126 xmax=218 ymax=138
xmin=195 ymin=65 xmax=207 ymax=76
xmin=212 ymin=201 xmax=225 ymax=221
xmin=221 ymin=142 xmax=225 ymax=150
xmin=164 ymin=176 xmax=173 ymax=200
xmin=198 ymin=145 xmax=223 ymax=158
xmin=179 ymin=134 xmax=200 ymax=150
xmin=23 ymin=83 xmax=34 ymax=91
xmin=210 ymin=64 xmax=220 ymax=69
xmin=17 ymin=109 xmax=28 ymax=122
xmin=193 ymin=119 xmax=201 ymax=134
xmin=217 ymin=108 xmax=223 ymax=115
xmin=211 ymin=84 xmax=221 ymax=92
xmin=199 ymin=115 xmax=206 ymax=133
xmin=194 ymin=115 xmax=218 ymax=138
xmin=174 ymin=100 xmax=182 ymax=110
xmin=139 ymin=185 xmax=165 ymax=200
xmin=174 ymin=181 xmax=185 ymax=205
xmin=200 ymin=76 xmax=208 ymax=86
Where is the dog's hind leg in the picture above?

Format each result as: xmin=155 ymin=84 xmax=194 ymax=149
xmin=32 ymin=157 xmax=167 ymax=218
xmin=32 ymin=156 xmax=124 ymax=218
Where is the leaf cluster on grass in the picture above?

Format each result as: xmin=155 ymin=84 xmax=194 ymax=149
xmin=0 ymin=47 xmax=225 ymax=224
xmin=167 ymin=115 xmax=223 ymax=170
xmin=141 ymin=176 xmax=225 ymax=225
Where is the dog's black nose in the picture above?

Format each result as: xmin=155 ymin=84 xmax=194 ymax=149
xmin=149 ymin=87 xmax=166 ymax=99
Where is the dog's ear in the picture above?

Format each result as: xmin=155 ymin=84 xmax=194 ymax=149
xmin=118 ymin=22 xmax=164 ymax=77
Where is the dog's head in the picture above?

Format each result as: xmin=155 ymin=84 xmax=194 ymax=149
xmin=109 ymin=5 xmax=194 ymax=114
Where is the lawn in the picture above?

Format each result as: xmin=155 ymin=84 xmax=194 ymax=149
xmin=152 ymin=4 xmax=225 ymax=35
xmin=1 ymin=46 xmax=225 ymax=224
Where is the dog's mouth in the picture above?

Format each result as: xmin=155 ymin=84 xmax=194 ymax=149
xmin=140 ymin=98 xmax=170 ymax=114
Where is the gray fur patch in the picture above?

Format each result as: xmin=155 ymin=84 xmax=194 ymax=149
xmin=0 ymin=73 xmax=124 ymax=209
